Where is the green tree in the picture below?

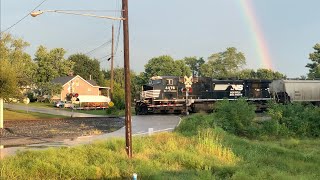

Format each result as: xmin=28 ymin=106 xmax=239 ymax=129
xmin=104 ymin=67 xmax=126 ymax=88
xmin=104 ymin=67 xmax=141 ymax=103
xmin=174 ymin=60 xmax=192 ymax=77
xmin=68 ymin=54 xmax=105 ymax=86
xmin=256 ymin=68 xmax=285 ymax=79
xmin=200 ymin=47 xmax=246 ymax=79
xmin=184 ymin=56 xmax=205 ymax=77
xmin=144 ymin=55 xmax=191 ymax=79
xmin=237 ymin=69 xmax=257 ymax=79
xmin=1 ymin=33 xmax=37 ymax=87
xmin=306 ymin=43 xmax=320 ymax=78
xmin=237 ymin=68 xmax=286 ymax=80
xmin=34 ymin=46 xmax=74 ymax=83
xmin=0 ymin=59 xmax=19 ymax=99
xmin=37 ymin=82 xmax=62 ymax=98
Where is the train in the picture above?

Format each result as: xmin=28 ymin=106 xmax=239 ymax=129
xmin=134 ymin=76 xmax=320 ymax=115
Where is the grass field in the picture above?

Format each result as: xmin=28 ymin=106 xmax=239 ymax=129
xmin=3 ymin=109 xmax=67 ymax=120
xmin=1 ymin=115 xmax=319 ymax=179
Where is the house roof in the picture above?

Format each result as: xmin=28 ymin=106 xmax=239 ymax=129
xmin=51 ymin=75 xmax=99 ymax=87
xmin=87 ymin=79 xmax=98 ymax=86
xmin=52 ymin=76 xmax=75 ymax=85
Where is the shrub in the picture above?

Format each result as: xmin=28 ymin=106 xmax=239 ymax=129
xmin=175 ymin=113 xmax=215 ymax=136
xmin=214 ymin=99 xmax=256 ymax=136
xmin=266 ymin=102 xmax=320 ymax=138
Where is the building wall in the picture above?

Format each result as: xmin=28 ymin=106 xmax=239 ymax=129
xmin=60 ymin=76 xmax=99 ymax=100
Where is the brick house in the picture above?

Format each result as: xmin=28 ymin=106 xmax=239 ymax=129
xmin=52 ymin=75 xmax=110 ymax=101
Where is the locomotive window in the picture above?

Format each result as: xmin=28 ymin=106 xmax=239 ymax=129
xmin=152 ymin=79 xmax=162 ymax=85
xmin=166 ymin=79 xmax=173 ymax=85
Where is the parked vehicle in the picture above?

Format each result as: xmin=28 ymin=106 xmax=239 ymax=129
xmin=54 ymin=101 xmax=65 ymax=108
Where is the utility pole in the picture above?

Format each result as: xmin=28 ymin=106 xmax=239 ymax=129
xmin=0 ymin=0 xmax=3 ymax=130
xmin=122 ymin=0 xmax=132 ymax=158
xmin=110 ymin=24 xmax=114 ymax=100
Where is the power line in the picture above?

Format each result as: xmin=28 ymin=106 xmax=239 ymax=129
xmin=114 ymin=0 xmax=122 ymax=56
xmin=114 ymin=21 xmax=122 ymax=55
xmin=97 ymin=54 xmax=112 ymax=61
xmin=85 ymin=39 xmax=112 ymax=55
xmin=1 ymin=0 xmax=48 ymax=33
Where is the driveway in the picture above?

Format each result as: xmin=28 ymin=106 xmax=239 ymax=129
xmin=0 ymin=115 xmax=181 ymax=158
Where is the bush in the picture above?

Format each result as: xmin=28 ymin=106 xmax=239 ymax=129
xmin=266 ymin=102 xmax=320 ymax=138
xmin=214 ymin=99 xmax=256 ymax=136
xmin=175 ymin=113 xmax=215 ymax=136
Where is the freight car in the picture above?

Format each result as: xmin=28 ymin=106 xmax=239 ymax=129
xmin=269 ymin=79 xmax=320 ymax=105
xmin=135 ymin=76 xmax=272 ymax=114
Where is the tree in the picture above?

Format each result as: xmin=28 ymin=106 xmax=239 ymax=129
xmin=37 ymin=82 xmax=62 ymax=98
xmin=144 ymin=55 xmax=191 ymax=79
xmin=237 ymin=68 xmax=286 ymax=80
xmin=200 ymin=47 xmax=246 ymax=79
xmin=34 ymin=46 xmax=74 ymax=83
xmin=306 ymin=43 xmax=320 ymax=78
xmin=0 ymin=59 xmax=20 ymax=100
xmin=237 ymin=69 xmax=257 ymax=79
xmin=184 ymin=56 xmax=205 ymax=77
xmin=255 ymin=69 xmax=285 ymax=79
xmin=0 ymin=33 xmax=37 ymax=87
xmin=104 ymin=67 xmax=126 ymax=88
xmin=68 ymin=54 xmax=105 ymax=86
xmin=104 ymin=67 xmax=141 ymax=102
xmin=174 ymin=60 xmax=192 ymax=77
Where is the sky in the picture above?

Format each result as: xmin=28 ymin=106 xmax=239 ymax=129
xmin=1 ymin=0 xmax=320 ymax=78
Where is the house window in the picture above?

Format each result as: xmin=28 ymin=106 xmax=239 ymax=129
xmin=166 ymin=79 xmax=173 ymax=85
xmin=76 ymin=80 xmax=79 ymax=86
xmin=88 ymin=88 xmax=91 ymax=92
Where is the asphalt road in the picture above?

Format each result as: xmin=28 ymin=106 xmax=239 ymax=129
xmin=1 ymin=104 xmax=182 ymax=158
xmin=4 ymin=103 xmax=103 ymax=117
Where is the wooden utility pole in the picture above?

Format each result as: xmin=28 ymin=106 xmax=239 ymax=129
xmin=0 ymin=98 xmax=3 ymax=129
xmin=0 ymin=1 xmax=3 ymax=130
xmin=122 ymin=0 xmax=132 ymax=158
xmin=110 ymin=24 xmax=114 ymax=100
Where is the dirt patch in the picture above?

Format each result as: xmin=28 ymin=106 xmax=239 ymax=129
xmin=0 ymin=117 xmax=124 ymax=147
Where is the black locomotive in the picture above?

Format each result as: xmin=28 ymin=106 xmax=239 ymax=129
xmin=135 ymin=76 xmax=272 ymax=114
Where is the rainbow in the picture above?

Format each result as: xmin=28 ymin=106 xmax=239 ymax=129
xmin=237 ymin=0 xmax=273 ymax=69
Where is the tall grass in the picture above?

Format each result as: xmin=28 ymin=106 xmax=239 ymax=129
xmin=177 ymin=116 xmax=320 ymax=179
xmin=0 ymin=130 xmax=238 ymax=179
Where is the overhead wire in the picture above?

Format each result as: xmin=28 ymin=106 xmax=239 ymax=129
xmin=97 ymin=54 xmax=112 ymax=61
xmin=114 ymin=0 xmax=122 ymax=56
xmin=85 ymin=39 xmax=112 ymax=55
xmin=1 ymin=0 xmax=48 ymax=33
xmin=86 ymin=1 xmax=123 ymax=62
xmin=100 ymin=0 xmax=122 ymax=65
